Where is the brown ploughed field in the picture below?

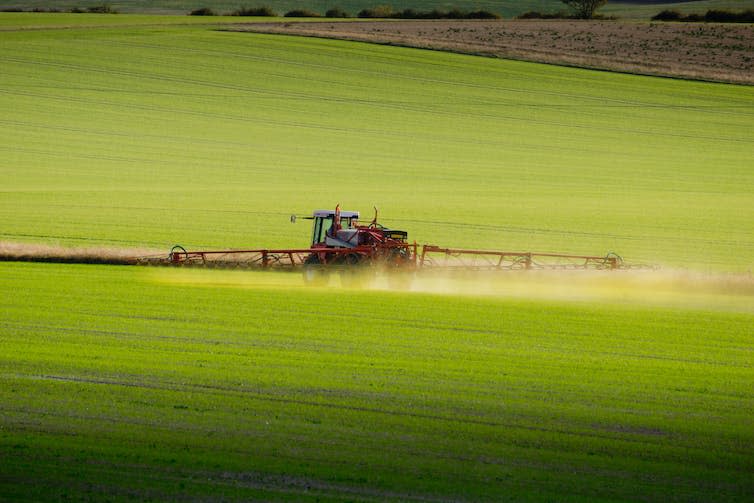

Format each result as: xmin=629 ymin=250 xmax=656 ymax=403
xmin=235 ymin=20 xmax=754 ymax=85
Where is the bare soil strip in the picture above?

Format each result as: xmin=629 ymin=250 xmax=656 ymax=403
xmin=0 ymin=241 xmax=161 ymax=265
xmin=232 ymin=20 xmax=754 ymax=85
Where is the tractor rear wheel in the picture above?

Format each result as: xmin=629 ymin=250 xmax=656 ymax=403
xmin=386 ymin=248 xmax=414 ymax=289
xmin=302 ymin=254 xmax=329 ymax=286
xmin=338 ymin=253 xmax=370 ymax=288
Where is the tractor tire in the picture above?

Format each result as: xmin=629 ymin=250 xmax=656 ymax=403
xmin=386 ymin=248 xmax=414 ymax=289
xmin=338 ymin=253 xmax=370 ymax=288
xmin=302 ymin=254 xmax=329 ymax=286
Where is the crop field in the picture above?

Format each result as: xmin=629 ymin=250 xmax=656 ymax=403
xmin=2 ymin=14 xmax=753 ymax=270
xmin=244 ymin=19 xmax=754 ymax=85
xmin=3 ymin=0 xmax=754 ymax=19
xmin=2 ymin=262 xmax=753 ymax=500
xmin=1 ymin=13 xmax=753 ymax=501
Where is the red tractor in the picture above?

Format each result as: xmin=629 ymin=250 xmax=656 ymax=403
xmin=149 ymin=205 xmax=635 ymax=277
xmin=299 ymin=206 xmax=415 ymax=284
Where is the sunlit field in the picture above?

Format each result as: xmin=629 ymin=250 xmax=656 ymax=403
xmin=2 ymin=262 xmax=752 ymax=500
xmin=1 ymin=14 xmax=752 ymax=501
xmin=1 ymin=15 xmax=753 ymax=270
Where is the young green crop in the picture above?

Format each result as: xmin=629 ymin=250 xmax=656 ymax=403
xmin=0 ymin=15 xmax=754 ymax=270
xmin=1 ymin=15 xmax=752 ymax=501
xmin=1 ymin=15 xmax=753 ymax=270
xmin=1 ymin=262 xmax=752 ymax=500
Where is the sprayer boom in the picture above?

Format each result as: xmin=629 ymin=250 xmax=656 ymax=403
xmin=137 ymin=206 xmax=651 ymax=277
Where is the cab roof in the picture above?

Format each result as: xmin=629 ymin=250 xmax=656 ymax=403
xmin=312 ymin=209 xmax=359 ymax=218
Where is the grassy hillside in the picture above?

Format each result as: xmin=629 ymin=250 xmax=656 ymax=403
xmin=2 ymin=14 xmax=753 ymax=270
xmin=3 ymin=0 xmax=754 ymax=18
xmin=1 ymin=262 xmax=752 ymax=501
xmin=1 ymin=14 xmax=752 ymax=501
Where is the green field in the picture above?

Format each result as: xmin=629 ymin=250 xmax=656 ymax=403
xmin=3 ymin=0 xmax=754 ymax=18
xmin=2 ymin=14 xmax=753 ymax=270
xmin=2 ymin=262 xmax=753 ymax=500
xmin=4 ymin=1 xmax=607 ymax=17
xmin=1 ymin=13 xmax=753 ymax=501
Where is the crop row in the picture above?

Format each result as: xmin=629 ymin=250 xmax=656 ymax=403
xmin=1 ymin=19 xmax=752 ymax=270
xmin=1 ymin=262 xmax=753 ymax=500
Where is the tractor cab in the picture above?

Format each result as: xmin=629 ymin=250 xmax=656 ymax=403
xmin=310 ymin=209 xmax=360 ymax=247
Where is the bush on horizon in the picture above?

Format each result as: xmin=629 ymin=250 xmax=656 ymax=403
xmin=189 ymin=7 xmax=216 ymax=16
xmin=652 ymin=9 xmax=754 ymax=22
xmin=230 ymin=6 xmax=277 ymax=16
xmin=325 ymin=7 xmax=349 ymax=17
xmin=284 ymin=9 xmax=321 ymax=17
xmin=357 ymin=6 xmax=500 ymax=19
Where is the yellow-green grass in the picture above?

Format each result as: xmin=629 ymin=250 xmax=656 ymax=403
xmin=1 ymin=261 xmax=752 ymax=500
xmin=2 ymin=13 xmax=753 ymax=502
xmin=1 ymin=14 xmax=753 ymax=271
xmin=0 ymin=12 xmax=331 ymax=30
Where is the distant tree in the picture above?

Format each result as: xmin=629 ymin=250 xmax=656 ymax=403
xmin=357 ymin=5 xmax=393 ymax=18
xmin=284 ymin=9 xmax=320 ymax=17
xmin=189 ymin=7 xmax=216 ymax=16
xmin=325 ymin=8 xmax=349 ymax=18
xmin=87 ymin=4 xmax=117 ymax=13
xmin=651 ymin=9 xmax=681 ymax=21
xmin=231 ymin=6 xmax=277 ymax=16
xmin=561 ymin=0 xmax=607 ymax=19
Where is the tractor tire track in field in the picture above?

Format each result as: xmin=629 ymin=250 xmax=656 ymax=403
xmin=11 ymin=42 xmax=753 ymax=125
xmin=88 ymin=36 xmax=754 ymax=110
xmin=5 ymin=442 xmax=745 ymax=503
xmin=9 ymin=373 xmax=753 ymax=489
xmin=0 ymin=448 xmax=446 ymax=503
xmin=3 ymin=85 xmax=752 ymax=164
xmin=0 ymin=320 xmax=349 ymax=355
xmin=6 ymin=311 xmax=751 ymax=370
xmin=0 ymin=200 xmax=704 ymax=240
xmin=3 ymin=51 xmax=753 ymax=145
xmin=9 ymin=373 xmax=688 ymax=449
xmin=0 ymin=111 xmax=711 ymax=172
xmin=0 ymin=234 xmax=174 ymax=250
xmin=5 ymin=188 xmax=753 ymax=249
